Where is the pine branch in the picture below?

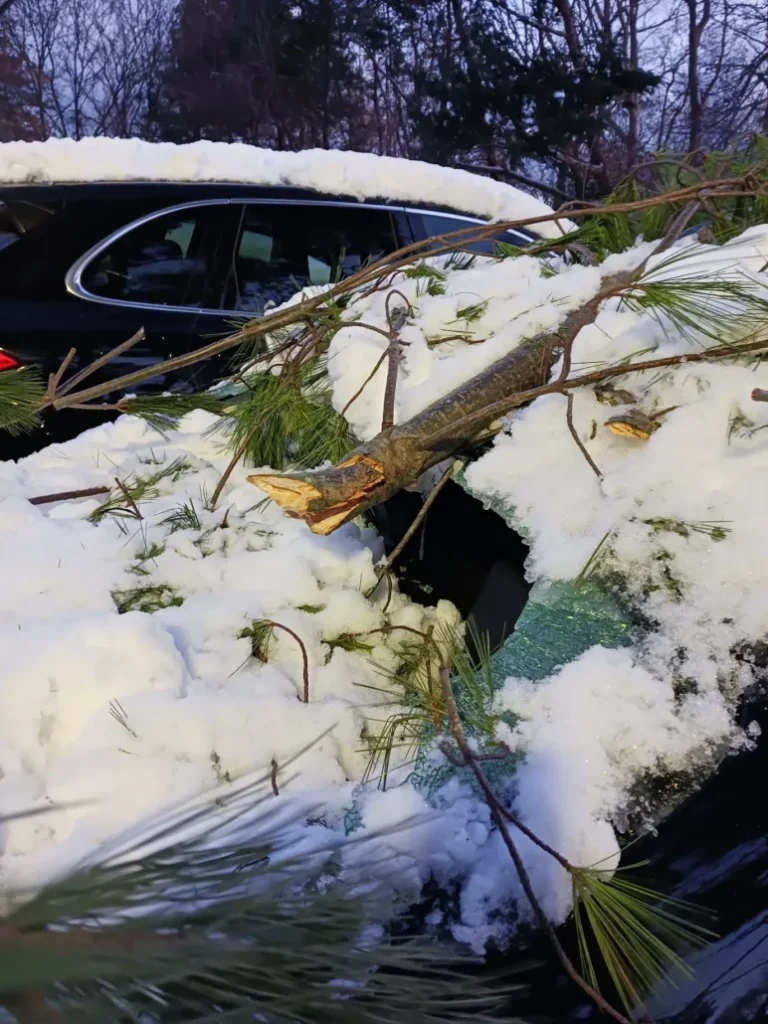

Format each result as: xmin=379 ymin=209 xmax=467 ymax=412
xmin=13 ymin=172 xmax=762 ymax=422
xmin=0 ymin=767 xmax=519 ymax=1024
xmin=245 ymin=269 xmax=637 ymax=533
xmin=436 ymin=665 xmax=713 ymax=1022
xmin=436 ymin=667 xmax=632 ymax=1024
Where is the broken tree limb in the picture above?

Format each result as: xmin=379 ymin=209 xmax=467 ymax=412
xmin=248 ymin=271 xmax=635 ymax=534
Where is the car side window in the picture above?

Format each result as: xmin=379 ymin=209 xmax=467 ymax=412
xmin=411 ymin=211 xmax=535 ymax=255
xmin=222 ymin=203 xmax=399 ymax=314
xmin=79 ymin=206 xmax=221 ymax=308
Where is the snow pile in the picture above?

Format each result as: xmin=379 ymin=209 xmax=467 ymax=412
xmin=0 ymin=415 xmax=468 ymax=904
xmin=327 ymin=225 xmax=768 ymax=942
xmin=0 ymin=137 xmax=570 ymax=239
xmin=3 ymin=219 xmax=768 ymax=950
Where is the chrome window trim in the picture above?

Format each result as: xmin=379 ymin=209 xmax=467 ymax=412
xmin=65 ymin=198 xmax=236 ymax=315
xmin=65 ymin=196 xmax=534 ymax=317
xmin=65 ymin=196 xmax=406 ymax=316
xmin=404 ymin=207 xmax=537 ymax=246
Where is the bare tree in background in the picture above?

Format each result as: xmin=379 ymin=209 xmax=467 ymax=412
xmin=0 ymin=0 xmax=766 ymax=194
xmin=2 ymin=0 xmax=172 ymax=138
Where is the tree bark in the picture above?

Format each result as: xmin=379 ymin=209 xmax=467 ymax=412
xmin=248 ymin=272 xmax=633 ymax=534
xmin=686 ymin=0 xmax=711 ymax=155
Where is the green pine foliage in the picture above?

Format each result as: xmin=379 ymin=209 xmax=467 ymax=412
xmin=359 ymin=624 xmax=502 ymax=790
xmin=211 ymin=357 xmax=352 ymax=470
xmin=623 ymin=256 xmax=768 ymax=343
xmin=0 ymin=777 xmax=516 ymax=1023
xmin=0 ymin=366 xmax=45 ymax=436
xmin=572 ymin=862 xmax=716 ymax=1017
xmin=88 ymin=460 xmax=192 ymax=524
xmin=120 ymin=393 xmax=227 ymax=434
xmin=112 ymin=582 xmax=184 ymax=614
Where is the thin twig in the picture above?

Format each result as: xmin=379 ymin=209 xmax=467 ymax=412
xmin=114 ymin=477 xmax=143 ymax=520
xmin=339 ymin=348 xmax=390 ymax=421
xmin=270 ymin=758 xmax=279 ymax=796
xmin=365 ymin=463 xmax=457 ymax=596
xmin=381 ymin=293 xmax=408 ymax=432
xmin=437 ymin=667 xmax=633 ymax=1024
xmin=268 ymin=621 xmax=311 ymax=703
xmin=27 ymin=485 xmax=110 ymax=506
xmin=46 ymin=347 xmax=77 ymax=401
xmin=656 ymin=199 xmax=702 ymax=253
xmin=62 ymin=402 xmax=127 ymax=413
xmin=54 ymin=328 xmax=146 ymax=399
xmin=382 ymin=343 xmax=400 ymax=432
xmin=566 ymin=393 xmax=603 ymax=478
xmin=210 ymin=423 xmax=259 ymax=510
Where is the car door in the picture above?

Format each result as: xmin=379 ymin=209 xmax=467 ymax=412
xmin=62 ymin=199 xmax=240 ymax=396
xmin=0 ymin=197 xmax=237 ymax=459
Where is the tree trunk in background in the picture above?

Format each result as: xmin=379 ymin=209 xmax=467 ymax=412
xmin=686 ymin=0 xmax=711 ymax=156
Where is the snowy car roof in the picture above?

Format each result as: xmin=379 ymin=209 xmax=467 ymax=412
xmin=0 ymin=138 xmax=572 ymax=240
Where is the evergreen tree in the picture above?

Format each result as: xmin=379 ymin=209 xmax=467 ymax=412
xmin=160 ymin=0 xmax=367 ymax=149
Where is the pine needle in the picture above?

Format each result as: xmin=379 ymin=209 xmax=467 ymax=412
xmin=160 ymin=499 xmax=202 ymax=533
xmin=451 ymin=301 xmax=488 ymax=324
xmin=88 ymin=460 xmax=191 ymax=524
xmin=642 ymin=517 xmax=730 ymax=541
xmin=358 ymin=623 xmax=502 ymax=789
xmin=0 ymin=774 xmax=518 ymax=1023
xmin=238 ymin=619 xmax=275 ymax=662
xmin=112 ymin=583 xmax=183 ymax=614
xmin=572 ymin=863 xmax=716 ymax=1017
xmin=0 ymin=366 xmax=45 ymax=436
xmin=621 ymin=272 xmax=768 ymax=344
xmin=121 ymin=393 xmax=226 ymax=435
xmin=210 ymin=357 xmax=352 ymax=471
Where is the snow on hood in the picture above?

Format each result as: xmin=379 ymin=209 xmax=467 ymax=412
xmin=0 ymin=137 xmax=571 ymax=239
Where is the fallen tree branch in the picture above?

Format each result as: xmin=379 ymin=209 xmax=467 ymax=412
xmin=248 ymin=250 xmax=768 ymax=535
xmin=21 ymin=174 xmax=764 ymax=419
xmin=423 ymin=335 xmax=768 ymax=447
xmin=246 ymin=270 xmax=636 ymax=533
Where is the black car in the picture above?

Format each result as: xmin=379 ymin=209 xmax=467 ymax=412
xmin=0 ymin=182 xmax=537 ymax=459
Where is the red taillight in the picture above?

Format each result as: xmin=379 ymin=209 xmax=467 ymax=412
xmin=0 ymin=351 xmax=19 ymax=372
